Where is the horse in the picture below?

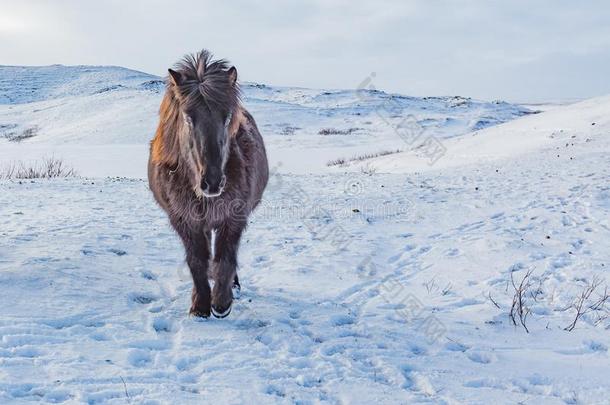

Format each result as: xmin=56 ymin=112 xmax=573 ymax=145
xmin=148 ymin=50 xmax=269 ymax=318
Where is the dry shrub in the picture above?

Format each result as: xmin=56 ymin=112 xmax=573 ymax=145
xmin=318 ymin=127 xmax=361 ymax=135
xmin=0 ymin=157 xmax=78 ymax=179
xmin=327 ymin=149 xmax=401 ymax=167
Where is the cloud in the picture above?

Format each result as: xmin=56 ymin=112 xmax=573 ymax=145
xmin=1 ymin=0 xmax=609 ymax=102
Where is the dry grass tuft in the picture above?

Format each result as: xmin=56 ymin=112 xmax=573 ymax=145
xmin=0 ymin=157 xmax=78 ymax=180
xmin=327 ymin=149 xmax=402 ymax=167
xmin=318 ymin=127 xmax=361 ymax=135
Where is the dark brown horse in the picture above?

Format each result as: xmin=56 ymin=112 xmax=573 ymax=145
xmin=148 ymin=50 xmax=269 ymax=318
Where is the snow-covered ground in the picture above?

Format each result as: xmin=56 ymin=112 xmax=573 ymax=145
xmin=0 ymin=65 xmax=532 ymax=177
xmin=1 ymin=66 xmax=609 ymax=404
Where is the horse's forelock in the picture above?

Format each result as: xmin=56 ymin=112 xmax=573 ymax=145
xmin=170 ymin=49 xmax=240 ymax=113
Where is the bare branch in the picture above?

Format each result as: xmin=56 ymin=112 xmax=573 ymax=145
xmin=509 ymin=268 xmax=534 ymax=333
xmin=564 ymin=278 xmax=610 ymax=332
xmin=487 ymin=292 xmax=501 ymax=309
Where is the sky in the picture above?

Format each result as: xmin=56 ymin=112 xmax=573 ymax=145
xmin=1 ymin=0 xmax=609 ymax=103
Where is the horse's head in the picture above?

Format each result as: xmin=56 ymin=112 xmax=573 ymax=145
xmin=168 ymin=52 xmax=239 ymax=198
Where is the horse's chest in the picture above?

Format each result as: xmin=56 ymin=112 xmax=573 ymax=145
xmin=159 ymin=172 xmax=243 ymax=229
xmin=170 ymin=194 xmax=232 ymax=229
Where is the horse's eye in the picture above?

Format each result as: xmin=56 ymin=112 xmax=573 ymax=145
xmin=224 ymin=112 xmax=233 ymax=129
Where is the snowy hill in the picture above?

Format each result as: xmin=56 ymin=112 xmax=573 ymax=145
xmin=1 ymin=65 xmax=609 ymax=404
xmin=0 ymin=65 xmax=534 ymax=176
xmin=0 ymin=65 xmax=161 ymax=104
xmin=344 ymin=94 xmax=610 ymax=173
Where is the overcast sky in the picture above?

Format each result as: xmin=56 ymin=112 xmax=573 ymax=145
xmin=1 ymin=0 xmax=609 ymax=103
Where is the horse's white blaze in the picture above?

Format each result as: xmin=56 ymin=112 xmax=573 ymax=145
xmin=220 ymin=111 xmax=233 ymax=171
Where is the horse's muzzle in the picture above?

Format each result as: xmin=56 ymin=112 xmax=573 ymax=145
xmin=201 ymin=174 xmax=226 ymax=198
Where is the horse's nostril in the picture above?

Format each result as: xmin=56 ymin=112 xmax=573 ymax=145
xmin=201 ymin=175 xmax=224 ymax=195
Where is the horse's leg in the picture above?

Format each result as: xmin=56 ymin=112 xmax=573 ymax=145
xmin=211 ymin=221 xmax=244 ymax=318
xmin=182 ymin=227 xmax=212 ymax=318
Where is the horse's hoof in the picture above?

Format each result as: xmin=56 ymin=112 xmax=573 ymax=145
xmin=211 ymin=303 xmax=232 ymax=319
xmin=189 ymin=307 xmax=211 ymax=318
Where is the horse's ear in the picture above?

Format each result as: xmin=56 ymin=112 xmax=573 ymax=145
xmin=168 ymin=69 xmax=183 ymax=86
xmin=227 ymin=66 xmax=237 ymax=86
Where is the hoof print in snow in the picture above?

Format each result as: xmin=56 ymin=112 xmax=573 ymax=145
xmin=127 ymin=350 xmax=151 ymax=367
xmin=131 ymin=294 xmax=157 ymax=304
xmin=140 ymin=270 xmax=157 ymax=280
xmin=152 ymin=317 xmax=173 ymax=333
xmin=467 ymin=351 xmax=495 ymax=364
xmin=330 ymin=314 xmax=356 ymax=326
xmin=109 ymin=248 xmax=127 ymax=256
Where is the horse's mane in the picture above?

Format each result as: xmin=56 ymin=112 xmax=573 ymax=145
xmin=151 ymin=50 xmax=242 ymax=166
xmin=171 ymin=50 xmax=241 ymax=113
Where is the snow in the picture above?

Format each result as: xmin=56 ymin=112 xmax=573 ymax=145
xmin=1 ymin=65 xmax=609 ymax=404
xmin=345 ymin=94 xmax=610 ymax=174
xmin=0 ymin=65 xmax=532 ymax=176
xmin=0 ymin=65 xmax=159 ymax=104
